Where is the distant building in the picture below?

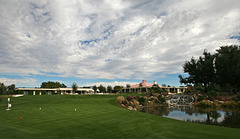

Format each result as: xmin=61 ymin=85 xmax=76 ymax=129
xmin=123 ymin=80 xmax=187 ymax=93
xmin=15 ymin=87 xmax=94 ymax=95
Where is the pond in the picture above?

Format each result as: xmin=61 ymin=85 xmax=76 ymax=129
xmin=140 ymin=105 xmax=240 ymax=128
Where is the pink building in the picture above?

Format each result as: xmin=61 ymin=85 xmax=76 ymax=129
xmin=123 ymin=80 xmax=187 ymax=93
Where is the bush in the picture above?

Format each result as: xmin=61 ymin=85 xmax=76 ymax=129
xmin=195 ymin=100 xmax=212 ymax=107
xmin=122 ymin=99 xmax=129 ymax=106
xmin=231 ymin=95 xmax=240 ymax=102
xmin=157 ymin=95 xmax=166 ymax=104
xmin=116 ymin=96 xmax=125 ymax=104
xmin=216 ymin=96 xmax=223 ymax=101
xmin=138 ymin=96 xmax=147 ymax=106
xmin=207 ymin=91 xmax=219 ymax=99
xmin=197 ymin=95 xmax=205 ymax=101
xmin=237 ymin=95 xmax=240 ymax=101
xmin=126 ymin=95 xmax=133 ymax=101
xmin=222 ymin=101 xmax=239 ymax=108
xmin=132 ymin=99 xmax=140 ymax=107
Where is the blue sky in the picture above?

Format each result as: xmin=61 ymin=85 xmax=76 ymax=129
xmin=0 ymin=0 xmax=240 ymax=87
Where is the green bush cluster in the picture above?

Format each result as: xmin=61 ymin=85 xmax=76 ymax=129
xmin=194 ymin=100 xmax=213 ymax=107
xmin=157 ymin=95 xmax=166 ymax=104
xmin=207 ymin=91 xmax=219 ymax=100
xmin=197 ymin=95 xmax=205 ymax=101
xmin=221 ymin=101 xmax=240 ymax=108
xmin=231 ymin=95 xmax=240 ymax=102
xmin=195 ymin=99 xmax=240 ymax=108
xmin=137 ymin=96 xmax=147 ymax=106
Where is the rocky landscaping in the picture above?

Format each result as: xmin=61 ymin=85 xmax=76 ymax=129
xmin=116 ymin=93 xmax=167 ymax=111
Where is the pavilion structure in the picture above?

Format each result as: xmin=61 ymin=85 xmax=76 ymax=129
xmin=15 ymin=87 xmax=94 ymax=95
xmin=123 ymin=80 xmax=187 ymax=93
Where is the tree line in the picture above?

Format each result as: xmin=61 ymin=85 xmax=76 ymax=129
xmin=179 ymin=45 xmax=240 ymax=94
xmin=41 ymin=81 xmax=67 ymax=88
xmin=92 ymin=85 xmax=123 ymax=93
xmin=40 ymin=81 xmax=125 ymax=93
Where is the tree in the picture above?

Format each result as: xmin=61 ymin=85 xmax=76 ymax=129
xmin=107 ymin=85 xmax=112 ymax=93
xmin=93 ymin=85 xmax=98 ymax=93
xmin=126 ymin=84 xmax=131 ymax=88
xmin=113 ymin=86 xmax=123 ymax=93
xmin=41 ymin=81 xmax=67 ymax=88
xmin=215 ymin=45 xmax=240 ymax=93
xmin=72 ymin=82 xmax=78 ymax=94
xmin=150 ymin=84 xmax=162 ymax=94
xmin=179 ymin=50 xmax=215 ymax=93
xmin=0 ymin=83 xmax=16 ymax=95
xmin=60 ymin=83 xmax=67 ymax=88
xmin=7 ymin=84 xmax=15 ymax=95
xmin=0 ymin=83 xmax=7 ymax=95
xmin=98 ymin=85 xmax=106 ymax=93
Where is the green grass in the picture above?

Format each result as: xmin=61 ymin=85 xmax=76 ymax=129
xmin=0 ymin=95 xmax=239 ymax=139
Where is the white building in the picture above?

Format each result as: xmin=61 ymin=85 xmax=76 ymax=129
xmin=15 ymin=87 xmax=94 ymax=95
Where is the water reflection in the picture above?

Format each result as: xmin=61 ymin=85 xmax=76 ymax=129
xmin=140 ymin=106 xmax=240 ymax=128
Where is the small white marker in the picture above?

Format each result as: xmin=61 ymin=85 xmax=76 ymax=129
xmin=75 ymin=109 xmax=77 ymax=111
xmin=39 ymin=107 xmax=41 ymax=110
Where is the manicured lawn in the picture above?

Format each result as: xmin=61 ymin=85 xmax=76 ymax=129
xmin=0 ymin=95 xmax=239 ymax=138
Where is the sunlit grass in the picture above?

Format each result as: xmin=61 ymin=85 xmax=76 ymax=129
xmin=0 ymin=95 xmax=239 ymax=138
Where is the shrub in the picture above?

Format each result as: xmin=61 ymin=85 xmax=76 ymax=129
xmin=207 ymin=91 xmax=219 ymax=99
xmin=157 ymin=95 xmax=166 ymax=104
xmin=133 ymin=96 xmax=138 ymax=101
xmin=197 ymin=95 xmax=205 ymax=101
xmin=138 ymin=96 xmax=147 ymax=106
xmin=126 ymin=95 xmax=132 ymax=101
xmin=132 ymin=99 xmax=140 ymax=107
xmin=216 ymin=96 xmax=223 ymax=101
xmin=122 ymin=99 xmax=129 ymax=106
xmin=116 ymin=96 xmax=125 ymax=104
xmin=237 ymin=95 xmax=240 ymax=101
xmin=195 ymin=100 xmax=212 ymax=107
xmin=211 ymin=102 xmax=220 ymax=108
xmin=222 ymin=101 xmax=239 ymax=108
xmin=231 ymin=95 xmax=240 ymax=102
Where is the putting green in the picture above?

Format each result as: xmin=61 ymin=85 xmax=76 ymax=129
xmin=0 ymin=95 xmax=239 ymax=138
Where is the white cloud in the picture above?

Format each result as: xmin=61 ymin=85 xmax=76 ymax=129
xmin=0 ymin=77 xmax=38 ymax=87
xmin=84 ymin=81 xmax=139 ymax=87
xmin=0 ymin=0 xmax=240 ymax=81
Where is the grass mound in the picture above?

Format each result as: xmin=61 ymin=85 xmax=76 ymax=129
xmin=0 ymin=95 xmax=239 ymax=138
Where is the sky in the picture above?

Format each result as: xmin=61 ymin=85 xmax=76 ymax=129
xmin=0 ymin=0 xmax=240 ymax=88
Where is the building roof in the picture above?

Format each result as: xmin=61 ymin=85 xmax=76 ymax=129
xmin=130 ymin=80 xmax=155 ymax=88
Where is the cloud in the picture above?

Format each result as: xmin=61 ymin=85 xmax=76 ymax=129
xmin=0 ymin=0 xmax=240 ymax=82
xmin=0 ymin=77 xmax=37 ymax=87
xmin=84 ymin=81 xmax=139 ymax=87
